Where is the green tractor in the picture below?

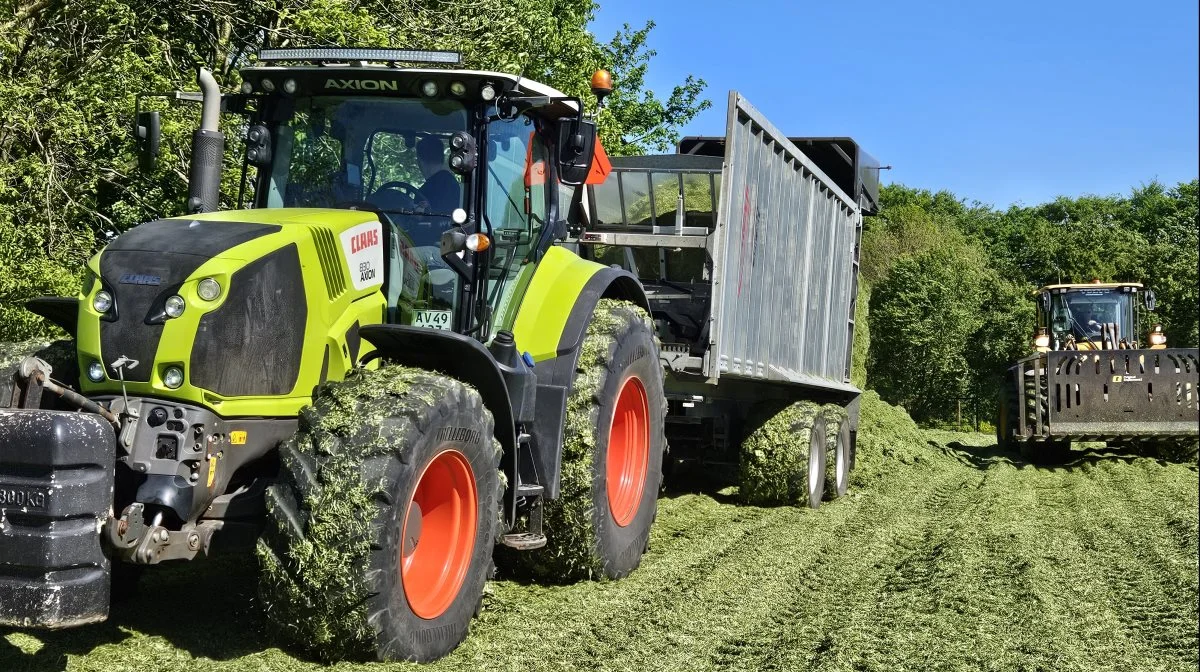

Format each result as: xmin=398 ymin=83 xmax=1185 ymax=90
xmin=0 ymin=49 xmax=664 ymax=661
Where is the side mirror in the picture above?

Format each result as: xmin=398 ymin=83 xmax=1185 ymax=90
xmin=556 ymin=118 xmax=596 ymax=186
xmin=1039 ymin=291 xmax=1051 ymax=313
xmin=1144 ymin=288 xmax=1156 ymax=312
xmin=134 ymin=111 xmax=160 ymax=173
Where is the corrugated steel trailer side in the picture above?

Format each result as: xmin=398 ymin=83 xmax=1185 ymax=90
xmin=708 ymin=92 xmax=862 ymax=393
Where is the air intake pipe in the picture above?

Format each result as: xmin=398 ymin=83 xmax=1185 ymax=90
xmin=187 ymin=68 xmax=224 ymax=213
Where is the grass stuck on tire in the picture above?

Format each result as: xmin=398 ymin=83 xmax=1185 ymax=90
xmin=258 ymin=365 xmax=501 ymax=662
xmin=739 ymin=401 xmax=844 ymax=507
xmin=503 ymin=299 xmax=666 ymax=583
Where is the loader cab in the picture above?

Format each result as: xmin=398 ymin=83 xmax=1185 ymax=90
xmin=1036 ymin=282 xmax=1144 ymax=350
xmin=235 ymin=49 xmax=603 ymax=338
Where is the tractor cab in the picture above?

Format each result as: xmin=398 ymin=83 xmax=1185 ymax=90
xmin=137 ymin=48 xmax=611 ymax=338
xmin=1033 ymin=281 xmax=1163 ymax=351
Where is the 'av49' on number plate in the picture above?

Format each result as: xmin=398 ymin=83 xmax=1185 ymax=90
xmin=413 ymin=309 xmax=451 ymax=331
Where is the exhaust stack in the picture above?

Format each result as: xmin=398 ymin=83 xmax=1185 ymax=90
xmin=187 ymin=68 xmax=224 ymax=213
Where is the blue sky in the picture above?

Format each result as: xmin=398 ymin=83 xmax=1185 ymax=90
xmin=589 ymin=0 xmax=1199 ymax=208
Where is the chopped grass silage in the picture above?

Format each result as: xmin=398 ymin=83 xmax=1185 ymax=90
xmin=3 ymin=394 xmax=1196 ymax=672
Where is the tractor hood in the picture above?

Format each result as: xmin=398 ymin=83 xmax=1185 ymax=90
xmin=75 ymin=208 xmax=387 ymax=417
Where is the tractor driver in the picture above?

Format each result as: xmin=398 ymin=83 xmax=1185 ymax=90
xmin=416 ymin=136 xmax=462 ymax=214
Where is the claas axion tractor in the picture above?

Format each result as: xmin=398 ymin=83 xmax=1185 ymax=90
xmin=997 ymin=281 xmax=1199 ymax=461
xmin=0 ymin=49 xmax=872 ymax=661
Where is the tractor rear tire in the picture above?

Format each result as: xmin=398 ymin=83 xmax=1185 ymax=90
xmin=258 ymin=366 xmax=501 ymax=662
xmin=739 ymin=401 xmax=826 ymax=508
xmin=515 ymin=299 xmax=665 ymax=582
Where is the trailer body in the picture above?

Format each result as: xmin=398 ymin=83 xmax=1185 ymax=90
xmin=579 ymin=91 xmax=871 ymax=458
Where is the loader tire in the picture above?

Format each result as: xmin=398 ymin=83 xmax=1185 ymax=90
xmin=0 ymin=339 xmax=78 ymax=408
xmin=995 ymin=377 xmax=1018 ymax=451
xmin=258 ymin=366 xmax=501 ymax=662
xmin=1019 ymin=439 xmax=1071 ymax=465
xmin=512 ymin=299 xmax=665 ymax=582
xmin=739 ymin=401 xmax=826 ymax=508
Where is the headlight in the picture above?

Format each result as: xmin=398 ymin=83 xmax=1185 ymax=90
xmin=164 ymin=295 xmax=185 ymax=318
xmin=421 ymin=80 xmax=439 ymax=97
xmin=480 ymin=83 xmax=496 ymax=101
xmin=449 ymin=81 xmax=467 ymax=96
xmin=87 ymin=361 xmax=105 ymax=382
xmin=197 ymin=278 xmax=222 ymax=301
xmin=93 ymin=291 xmax=113 ymax=313
xmin=1149 ymin=324 xmax=1167 ymax=346
xmin=1034 ymin=333 xmax=1050 ymax=349
xmin=163 ymin=366 xmax=184 ymax=389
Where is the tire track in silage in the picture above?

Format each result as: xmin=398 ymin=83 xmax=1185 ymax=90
xmin=707 ymin=462 xmax=982 ymax=672
xmin=1061 ymin=459 xmax=1199 ymax=670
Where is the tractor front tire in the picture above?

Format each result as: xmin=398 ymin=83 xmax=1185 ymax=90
xmin=258 ymin=366 xmax=500 ymax=662
xmin=517 ymin=299 xmax=665 ymax=582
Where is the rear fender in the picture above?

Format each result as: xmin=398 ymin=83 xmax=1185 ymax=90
xmin=510 ymin=250 xmax=650 ymax=499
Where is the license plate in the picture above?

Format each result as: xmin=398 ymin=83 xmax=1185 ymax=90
xmin=413 ymin=309 xmax=452 ymax=331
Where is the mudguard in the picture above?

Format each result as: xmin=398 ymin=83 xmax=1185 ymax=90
xmin=510 ymin=248 xmax=650 ymax=499
xmin=0 ymin=410 xmax=115 ymax=628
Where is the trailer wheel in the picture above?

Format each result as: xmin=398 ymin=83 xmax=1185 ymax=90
xmin=258 ymin=366 xmax=501 ymax=662
xmin=517 ymin=299 xmax=665 ymax=582
xmin=739 ymin=402 xmax=826 ymax=508
xmin=826 ymin=414 xmax=852 ymax=499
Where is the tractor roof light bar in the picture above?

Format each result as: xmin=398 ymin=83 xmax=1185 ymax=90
xmin=256 ymin=48 xmax=463 ymax=66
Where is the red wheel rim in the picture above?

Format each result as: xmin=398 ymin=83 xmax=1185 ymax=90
xmin=607 ymin=376 xmax=650 ymax=527
xmin=400 ymin=449 xmax=477 ymax=620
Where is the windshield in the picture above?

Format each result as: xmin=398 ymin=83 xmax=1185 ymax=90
xmin=1047 ymin=288 xmax=1135 ymax=344
xmin=265 ymin=96 xmax=470 ymax=325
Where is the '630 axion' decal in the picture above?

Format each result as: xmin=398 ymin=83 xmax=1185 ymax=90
xmin=340 ymin=221 xmax=385 ymax=291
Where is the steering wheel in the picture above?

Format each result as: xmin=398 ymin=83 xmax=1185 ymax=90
xmin=371 ymin=180 xmax=424 ymax=209
xmin=333 ymin=201 xmax=400 ymax=230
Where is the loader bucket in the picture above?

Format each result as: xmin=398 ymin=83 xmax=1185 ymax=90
xmin=1040 ymin=348 xmax=1200 ymax=440
xmin=0 ymin=410 xmax=115 ymax=628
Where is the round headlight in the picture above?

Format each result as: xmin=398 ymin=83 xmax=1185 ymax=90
xmin=163 ymin=366 xmax=184 ymax=389
xmin=480 ymin=83 xmax=496 ymax=101
xmin=197 ymin=278 xmax=222 ymax=301
xmin=449 ymin=81 xmax=467 ymax=96
xmin=421 ymin=80 xmax=439 ymax=97
xmin=260 ymin=78 xmax=275 ymax=92
xmin=283 ymin=78 xmax=297 ymax=94
xmin=87 ymin=361 xmax=105 ymax=382
xmin=164 ymin=295 xmax=185 ymax=318
xmin=92 ymin=291 xmax=113 ymax=313
xmin=240 ymin=81 xmax=253 ymax=94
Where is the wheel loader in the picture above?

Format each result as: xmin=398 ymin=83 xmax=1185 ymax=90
xmin=0 ymin=49 xmax=870 ymax=662
xmin=996 ymin=280 xmax=1199 ymax=462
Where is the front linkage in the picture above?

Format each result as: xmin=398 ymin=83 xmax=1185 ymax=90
xmin=0 ymin=352 xmax=290 ymax=627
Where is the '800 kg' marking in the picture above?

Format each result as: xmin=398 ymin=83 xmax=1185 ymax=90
xmin=0 ymin=488 xmax=48 ymax=509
